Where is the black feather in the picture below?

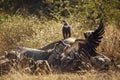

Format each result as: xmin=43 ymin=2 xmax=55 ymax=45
xmin=79 ymin=20 xmax=104 ymax=56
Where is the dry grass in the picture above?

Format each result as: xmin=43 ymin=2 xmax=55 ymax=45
xmin=97 ymin=25 xmax=120 ymax=63
xmin=0 ymin=15 xmax=120 ymax=56
xmin=0 ymin=15 xmax=85 ymax=53
xmin=0 ymin=70 xmax=120 ymax=80
xmin=0 ymin=15 xmax=120 ymax=80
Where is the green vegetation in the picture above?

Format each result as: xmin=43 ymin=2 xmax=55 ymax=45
xmin=0 ymin=0 xmax=120 ymax=26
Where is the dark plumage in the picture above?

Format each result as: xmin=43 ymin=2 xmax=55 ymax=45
xmin=61 ymin=20 xmax=104 ymax=57
xmin=60 ymin=20 xmax=105 ymax=71
xmin=78 ymin=20 xmax=104 ymax=56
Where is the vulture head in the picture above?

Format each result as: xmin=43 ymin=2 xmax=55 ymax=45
xmin=84 ymin=30 xmax=94 ymax=38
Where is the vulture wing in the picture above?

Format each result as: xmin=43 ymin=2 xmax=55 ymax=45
xmin=79 ymin=20 xmax=104 ymax=56
xmin=86 ymin=19 xmax=104 ymax=48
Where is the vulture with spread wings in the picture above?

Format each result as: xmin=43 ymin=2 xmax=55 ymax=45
xmin=78 ymin=20 xmax=104 ymax=56
xmin=59 ymin=20 xmax=104 ymax=71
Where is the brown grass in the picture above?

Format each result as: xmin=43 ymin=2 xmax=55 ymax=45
xmin=0 ymin=70 xmax=120 ymax=80
xmin=0 ymin=15 xmax=120 ymax=80
xmin=0 ymin=15 xmax=120 ymax=57
xmin=97 ymin=25 xmax=120 ymax=63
